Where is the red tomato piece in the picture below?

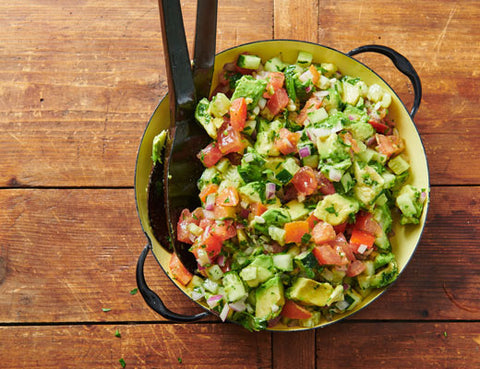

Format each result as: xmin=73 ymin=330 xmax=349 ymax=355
xmin=230 ymin=97 xmax=247 ymax=132
xmin=215 ymin=186 xmax=239 ymax=207
xmin=177 ymin=208 xmax=199 ymax=244
xmin=311 ymin=220 xmax=336 ymax=244
xmin=346 ymin=260 xmax=366 ymax=277
xmin=333 ymin=222 xmax=347 ymax=234
xmin=313 ymin=245 xmax=345 ymax=266
xmin=354 ymin=212 xmax=382 ymax=236
xmin=375 ymin=133 xmax=404 ymax=158
xmin=266 ymin=87 xmax=289 ymax=116
xmin=281 ymin=299 xmax=312 ymax=320
xmin=250 ymin=202 xmax=268 ymax=217
xmin=191 ymin=228 xmax=223 ymax=264
xmin=274 ymin=128 xmax=301 ymax=155
xmin=217 ymin=122 xmax=246 ymax=155
xmin=315 ymin=171 xmax=336 ymax=195
xmin=199 ymin=183 xmax=219 ymax=203
xmin=369 ymin=119 xmax=389 ymax=134
xmin=291 ymin=166 xmax=318 ymax=196
xmin=350 ymin=228 xmax=376 ymax=250
xmin=263 ymin=72 xmax=285 ymax=98
xmin=332 ymin=233 xmax=356 ymax=262
xmin=284 ymin=220 xmax=310 ymax=244
xmin=197 ymin=143 xmax=223 ymax=168
xmin=308 ymin=65 xmax=320 ymax=85
xmin=169 ymin=253 xmax=193 ymax=286
xmin=296 ymin=96 xmax=322 ymax=125
xmin=211 ymin=220 xmax=237 ymax=241
xmin=306 ymin=213 xmax=320 ymax=230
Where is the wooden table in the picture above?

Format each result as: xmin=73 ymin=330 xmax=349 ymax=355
xmin=1 ymin=0 xmax=479 ymax=367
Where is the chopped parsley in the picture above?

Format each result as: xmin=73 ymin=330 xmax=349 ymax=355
xmin=115 ymin=329 xmax=121 ymax=338
xmin=102 ymin=308 xmax=111 ymax=312
xmin=325 ymin=205 xmax=338 ymax=216
xmin=129 ymin=288 xmax=138 ymax=295
xmin=119 ymin=358 xmax=126 ymax=368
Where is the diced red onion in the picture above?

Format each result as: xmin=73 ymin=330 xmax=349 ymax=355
xmin=328 ymin=168 xmax=343 ymax=182
xmin=357 ymin=244 xmax=368 ymax=254
xmin=305 ymin=85 xmax=312 ymax=93
xmin=298 ymin=145 xmax=311 ymax=158
xmin=348 ymin=115 xmax=355 ymax=121
xmin=420 ymin=191 xmax=427 ymax=202
xmin=207 ymin=294 xmax=223 ymax=308
xmin=217 ymin=254 xmax=226 ymax=267
xmin=239 ymin=208 xmax=249 ymax=219
xmin=205 ymin=193 xmax=216 ymax=211
xmin=365 ymin=136 xmax=376 ymax=147
xmin=265 ymin=182 xmax=276 ymax=199
xmin=267 ymin=314 xmax=282 ymax=328
xmin=219 ymin=302 xmax=230 ymax=322
xmin=228 ymin=300 xmax=246 ymax=312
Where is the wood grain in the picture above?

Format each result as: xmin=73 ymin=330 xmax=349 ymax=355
xmin=1 ymin=187 xmax=478 ymax=323
xmin=0 ymin=323 xmax=272 ymax=369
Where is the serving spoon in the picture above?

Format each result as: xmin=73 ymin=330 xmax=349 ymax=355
xmin=148 ymin=0 xmax=217 ymax=274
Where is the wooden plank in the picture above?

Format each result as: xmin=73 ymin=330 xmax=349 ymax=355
xmin=0 ymin=186 xmax=478 ymax=324
xmin=0 ymin=323 xmax=272 ymax=368
xmin=273 ymin=330 xmax=316 ymax=369
xmin=317 ymin=322 xmax=480 ymax=369
xmin=0 ymin=0 xmax=273 ymax=188
xmin=274 ymin=0 xmax=319 ymax=42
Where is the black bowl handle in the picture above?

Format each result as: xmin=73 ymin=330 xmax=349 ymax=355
xmin=347 ymin=45 xmax=422 ymax=119
xmin=136 ymin=244 xmax=210 ymax=322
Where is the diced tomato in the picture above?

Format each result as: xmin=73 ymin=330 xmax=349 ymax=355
xmin=281 ymin=299 xmax=312 ymax=320
xmin=332 ymin=233 xmax=356 ymax=262
xmin=354 ymin=212 xmax=382 ymax=236
xmin=333 ymin=222 xmax=347 ymax=234
xmin=375 ymin=133 xmax=404 ymax=158
xmin=169 ymin=253 xmax=193 ymax=286
xmin=263 ymin=72 xmax=285 ymax=98
xmin=266 ymin=88 xmax=289 ymax=116
xmin=214 ymin=205 xmax=237 ymax=219
xmin=197 ymin=142 xmax=223 ymax=167
xmin=215 ymin=186 xmax=239 ymax=207
xmin=274 ymin=128 xmax=301 ymax=155
xmin=340 ymin=131 xmax=361 ymax=153
xmin=369 ymin=119 xmax=389 ymax=134
xmin=199 ymin=183 xmax=219 ymax=203
xmin=346 ymin=260 xmax=366 ymax=277
xmin=229 ymin=97 xmax=247 ymax=132
xmin=177 ymin=209 xmax=199 ymax=244
xmin=217 ymin=121 xmax=246 ymax=155
xmin=250 ymin=202 xmax=268 ymax=217
xmin=306 ymin=213 xmax=320 ymax=230
xmin=211 ymin=220 xmax=237 ymax=241
xmin=349 ymin=228 xmax=376 ymax=251
xmin=315 ymin=171 xmax=336 ymax=195
xmin=291 ymin=166 xmax=318 ymax=196
xmin=284 ymin=220 xmax=310 ymax=244
xmin=311 ymin=220 xmax=336 ymax=244
xmin=295 ymin=96 xmax=322 ymax=125
xmin=199 ymin=217 xmax=214 ymax=229
xmin=313 ymin=245 xmax=345 ymax=266
xmin=190 ymin=227 xmax=223 ymax=264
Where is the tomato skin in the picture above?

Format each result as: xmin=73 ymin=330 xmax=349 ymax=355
xmin=369 ymin=119 xmax=389 ymax=134
xmin=291 ymin=166 xmax=318 ymax=195
xmin=281 ymin=299 xmax=312 ymax=319
xmin=332 ymin=233 xmax=356 ymax=262
xmin=217 ymin=122 xmax=246 ymax=155
xmin=311 ymin=220 xmax=336 ymax=244
xmin=266 ymin=87 xmax=289 ymax=116
xmin=263 ymin=72 xmax=285 ymax=98
xmin=313 ymin=245 xmax=346 ymax=266
xmin=169 ymin=253 xmax=193 ymax=286
xmin=177 ymin=209 xmax=199 ymax=244
xmin=349 ymin=228 xmax=376 ymax=251
xmin=346 ymin=260 xmax=366 ymax=277
xmin=354 ymin=212 xmax=381 ymax=236
xmin=197 ymin=143 xmax=223 ymax=168
xmin=191 ymin=227 xmax=223 ymax=264
xmin=284 ymin=220 xmax=310 ymax=244
xmin=211 ymin=220 xmax=237 ymax=241
xmin=199 ymin=183 xmax=219 ymax=203
xmin=230 ymin=97 xmax=247 ymax=132
xmin=274 ymin=128 xmax=300 ymax=155
xmin=215 ymin=186 xmax=240 ymax=207
xmin=315 ymin=171 xmax=336 ymax=195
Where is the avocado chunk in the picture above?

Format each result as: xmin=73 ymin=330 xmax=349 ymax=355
xmin=254 ymin=208 xmax=291 ymax=234
xmin=231 ymin=75 xmax=267 ymax=109
xmin=313 ymin=193 xmax=359 ymax=226
xmin=286 ymin=277 xmax=335 ymax=307
xmin=240 ymin=255 xmax=274 ymax=288
xmin=255 ymin=275 xmax=285 ymax=320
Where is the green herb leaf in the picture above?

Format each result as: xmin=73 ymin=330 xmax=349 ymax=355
xmin=119 ymin=358 xmax=126 ymax=368
xmin=102 ymin=308 xmax=111 ymax=312
xmin=177 ymin=357 xmax=183 ymax=363
xmin=129 ymin=288 xmax=138 ymax=295
xmin=301 ymin=233 xmax=312 ymax=244
xmin=115 ymin=329 xmax=121 ymax=338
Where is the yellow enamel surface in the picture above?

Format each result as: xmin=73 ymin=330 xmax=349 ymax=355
xmin=134 ymin=40 xmax=429 ymax=331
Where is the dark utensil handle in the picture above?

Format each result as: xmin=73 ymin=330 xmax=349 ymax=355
xmin=193 ymin=0 xmax=218 ymax=99
xmin=136 ymin=244 xmax=210 ymax=322
xmin=158 ymin=0 xmax=196 ymax=121
xmin=347 ymin=45 xmax=422 ymax=118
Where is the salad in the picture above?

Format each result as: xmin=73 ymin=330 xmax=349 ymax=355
xmin=158 ymin=50 xmax=427 ymax=331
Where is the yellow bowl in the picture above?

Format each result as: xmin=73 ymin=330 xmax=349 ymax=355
xmin=135 ymin=40 xmax=429 ymax=331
